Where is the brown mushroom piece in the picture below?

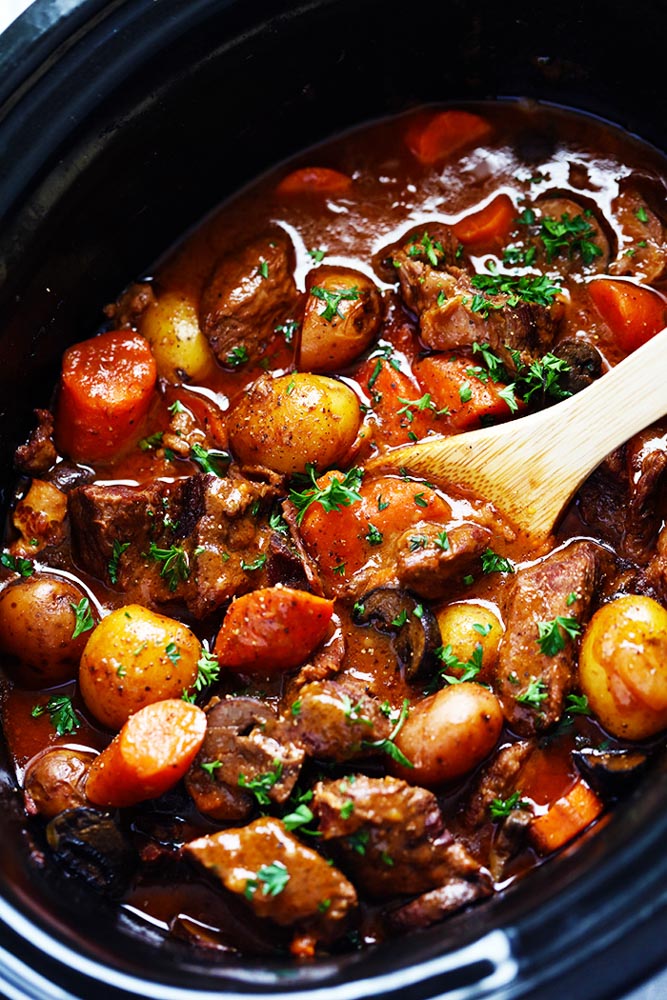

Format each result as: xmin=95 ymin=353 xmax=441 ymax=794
xmin=23 ymin=748 xmax=96 ymax=819
xmin=46 ymin=807 xmax=136 ymax=898
xmin=572 ymin=747 xmax=650 ymax=800
xmin=549 ymin=338 xmax=603 ymax=396
xmin=352 ymin=587 xmax=441 ymax=681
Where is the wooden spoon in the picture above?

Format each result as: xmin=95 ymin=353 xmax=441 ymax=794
xmin=368 ymin=328 xmax=667 ymax=541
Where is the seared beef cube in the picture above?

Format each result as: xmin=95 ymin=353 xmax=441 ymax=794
xmin=284 ymin=677 xmax=391 ymax=763
xmin=496 ymin=541 xmax=604 ymax=735
xmin=387 ymin=842 xmax=493 ymax=930
xmin=103 ymin=281 xmax=156 ymax=328
xmin=463 ymin=741 xmax=534 ymax=829
xmin=68 ymin=473 xmax=277 ymax=618
xmin=609 ymin=186 xmax=667 ymax=282
xmin=186 ymin=817 xmax=357 ymax=947
xmin=199 ymin=229 xmax=299 ymax=365
xmin=185 ymin=697 xmax=304 ymax=822
xmin=622 ymin=425 xmax=667 ymax=564
xmin=15 ymin=408 xmax=57 ymax=475
xmin=312 ymin=775 xmax=484 ymax=898
xmin=395 ymin=521 xmax=492 ymax=600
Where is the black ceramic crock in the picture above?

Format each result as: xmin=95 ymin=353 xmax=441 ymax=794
xmin=1 ymin=1 xmax=666 ymax=997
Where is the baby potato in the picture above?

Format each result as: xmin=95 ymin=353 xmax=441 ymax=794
xmin=435 ymin=602 xmax=503 ymax=682
xmin=393 ymin=683 xmax=503 ymax=786
xmin=79 ymin=604 xmax=201 ymax=730
xmin=580 ymin=594 xmax=667 ymax=740
xmin=299 ymin=268 xmax=383 ymax=373
xmin=0 ymin=575 xmax=97 ymax=688
xmin=141 ymin=290 xmax=215 ymax=383
xmin=227 ymin=372 xmax=361 ymax=474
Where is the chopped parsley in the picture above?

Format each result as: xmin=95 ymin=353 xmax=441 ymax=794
xmin=536 ymin=616 xmax=582 ymax=656
xmin=148 ymin=542 xmax=189 ymax=591
xmin=310 ymin=284 xmax=359 ymax=322
xmin=539 ymin=213 xmax=602 ymax=266
xmin=365 ymin=523 xmax=383 ymax=546
xmin=636 ymin=206 xmax=649 ymax=223
xmin=407 ymin=231 xmax=446 ymax=267
xmin=190 ymin=443 xmax=230 ymax=476
xmin=31 ymin=695 xmax=79 ymax=736
xmin=433 ymin=642 xmax=484 ymax=686
xmin=340 ymin=800 xmax=355 ymax=820
xmin=70 ymin=597 xmax=94 ymax=639
xmin=489 ymin=790 xmax=529 ymax=820
xmin=201 ymin=759 xmax=223 ymax=778
xmin=245 ymin=861 xmax=290 ymax=899
xmin=362 ymin=698 xmax=413 ymax=768
xmin=396 ymin=393 xmax=444 ymax=422
xmin=346 ymin=829 xmax=370 ymax=855
xmin=240 ymin=554 xmax=267 ymax=571
xmin=257 ymin=259 xmax=269 ymax=280
xmin=282 ymin=803 xmax=316 ymax=832
xmin=289 ymin=466 xmax=363 ymax=525
xmin=165 ymin=641 xmax=181 ymax=666
xmin=226 ymin=344 xmax=249 ymax=367
xmin=0 ymin=552 xmax=34 ymax=577
xmin=269 ymin=510 xmax=289 ymax=535
xmin=458 ymin=382 xmax=473 ymax=404
xmin=275 ymin=319 xmax=299 ymax=343
xmin=308 ymin=247 xmax=327 ymax=263
xmin=470 ymin=272 xmax=562 ymax=309
xmin=434 ymin=530 xmax=450 ymax=551
xmin=183 ymin=645 xmax=220 ymax=701
xmin=516 ymin=677 xmax=548 ymax=709
xmin=481 ymin=549 xmax=515 ymax=575
xmin=139 ymin=431 xmax=164 ymax=451
xmin=238 ymin=759 xmax=283 ymax=806
xmin=108 ymin=540 xmax=130 ymax=584
xmin=168 ymin=400 xmax=186 ymax=415
xmin=565 ymin=692 xmax=590 ymax=716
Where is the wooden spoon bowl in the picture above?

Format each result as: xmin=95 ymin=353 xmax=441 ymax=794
xmin=369 ymin=328 xmax=667 ymax=541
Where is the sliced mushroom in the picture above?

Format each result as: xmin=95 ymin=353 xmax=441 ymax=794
xmin=352 ymin=587 xmax=441 ymax=680
xmin=572 ymin=747 xmax=650 ymax=800
xmin=550 ymin=339 xmax=603 ymax=396
xmin=46 ymin=807 xmax=136 ymax=898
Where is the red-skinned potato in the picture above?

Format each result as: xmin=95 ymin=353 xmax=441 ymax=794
xmin=0 ymin=575 xmax=97 ymax=688
xmin=393 ymin=682 xmax=503 ymax=786
xmin=79 ymin=604 xmax=201 ymax=730
xmin=299 ymin=268 xmax=383 ymax=373
xmin=580 ymin=594 xmax=667 ymax=739
xmin=213 ymin=586 xmax=334 ymax=673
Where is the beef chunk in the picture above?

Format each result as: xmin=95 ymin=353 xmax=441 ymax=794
xmin=387 ymin=845 xmax=493 ymax=930
xmin=199 ymin=229 xmax=299 ymax=364
xmin=622 ymin=426 xmax=667 ymax=563
xmin=104 ymin=281 xmax=156 ymax=328
xmin=185 ymin=697 xmax=304 ymax=821
xmin=496 ymin=541 xmax=605 ymax=735
xmin=463 ymin=741 xmax=534 ymax=829
xmin=283 ymin=677 xmax=391 ymax=763
xmin=312 ymin=775 xmax=486 ymax=898
xmin=395 ymin=521 xmax=492 ymax=600
xmin=15 ymin=409 xmax=57 ymax=476
xmin=186 ymin=817 xmax=357 ymax=948
xmin=68 ymin=472 xmax=278 ymax=618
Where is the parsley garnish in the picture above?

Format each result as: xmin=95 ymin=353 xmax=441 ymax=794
xmin=434 ymin=530 xmax=450 ymax=551
xmin=275 ymin=319 xmax=299 ymax=343
xmin=257 ymin=259 xmax=269 ymax=280
xmin=308 ymin=247 xmax=326 ymax=263
xmin=139 ymin=431 xmax=164 ymax=451
xmin=516 ymin=677 xmax=548 ymax=709
xmin=489 ymin=790 xmax=529 ymax=820
xmin=515 ymin=352 xmax=572 ymax=403
xmin=282 ymin=803 xmax=316 ymax=831
xmin=539 ymin=213 xmax=602 ymax=266
xmin=0 ymin=552 xmax=34 ymax=577
xmin=340 ymin=800 xmax=354 ymax=820
xmin=227 ymin=344 xmax=249 ymax=367
xmin=269 ymin=510 xmax=289 ymax=535
xmin=433 ymin=642 xmax=484 ymax=686
xmin=31 ymin=695 xmax=79 ymax=736
xmin=396 ymin=393 xmax=444 ymax=422
xmin=362 ymin=698 xmax=413 ymax=768
xmin=165 ymin=641 xmax=181 ymax=666
xmin=565 ymin=693 xmax=590 ymax=715
xmin=183 ymin=645 xmax=220 ymax=701
xmin=346 ymin=829 xmax=370 ymax=855
xmin=481 ymin=549 xmax=515 ymax=574
xmin=240 ymin=554 xmax=267 ymax=571
xmin=238 ymin=759 xmax=283 ymax=806
xmin=407 ymin=231 xmax=446 ymax=267
xmin=168 ymin=400 xmax=186 ymax=415
xmin=289 ymin=466 xmax=363 ymax=525
xmin=70 ymin=597 xmax=94 ymax=639
xmin=148 ymin=542 xmax=189 ymax=591
xmin=536 ymin=616 xmax=582 ymax=656
xmin=636 ymin=206 xmax=649 ymax=223
xmin=244 ymin=861 xmax=290 ymax=899
xmin=340 ymin=694 xmax=373 ymax=727
xmin=201 ymin=760 xmax=223 ymax=778
xmin=190 ymin=443 xmax=229 ymax=476
xmin=108 ymin=540 xmax=130 ymax=584
xmin=470 ymin=272 xmax=561 ymax=309
xmin=310 ymin=284 xmax=359 ymax=322
xmin=365 ymin=523 xmax=383 ymax=546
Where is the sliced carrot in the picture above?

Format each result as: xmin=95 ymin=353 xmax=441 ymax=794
xmin=589 ymin=278 xmax=667 ymax=354
xmin=530 ymin=779 xmax=603 ymax=855
xmin=297 ymin=472 xmax=451 ymax=596
xmin=213 ymin=586 xmax=334 ymax=673
xmin=453 ymin=194 xmax=515 ymax=248
xmin=406 ymin=110 xmax=491 ymax=165
xmin=354 ymin=356 xmax=442 ymax=447
xmin=276 ymin=167 xmax=352 ymax=196
xmin=85 ymin=699 xmax=206 ymax=808
xmin=56 ymin=330 xmax=157 ymax=463
xmin=414 ymin=355 xmax=522 ymax=431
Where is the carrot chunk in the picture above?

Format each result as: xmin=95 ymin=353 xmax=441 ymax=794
xmin=276 ymin=167 xmax=352 ymax=196
xmin=453 ymin=194 xmax=516 ymax=248
xmin=85 ymin=699 xmax=206 ymax=808
xmin=530 ymin=779 xmax=603 ymax=855
xmin=213 ymin=586 xmax=334 ymax=673
xmin=414 ymin=355 xmax=521 ymax=431
xmin=589 ymin=277 xmax=667 ymax=353
xmin=406 ymin=110 xmax=491 ymax=165
xmin=56 ymin=330 xmax=157 ymax=463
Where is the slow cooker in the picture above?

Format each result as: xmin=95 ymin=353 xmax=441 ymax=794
xmin=0 ymin=1 xmax=666 ymax=997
